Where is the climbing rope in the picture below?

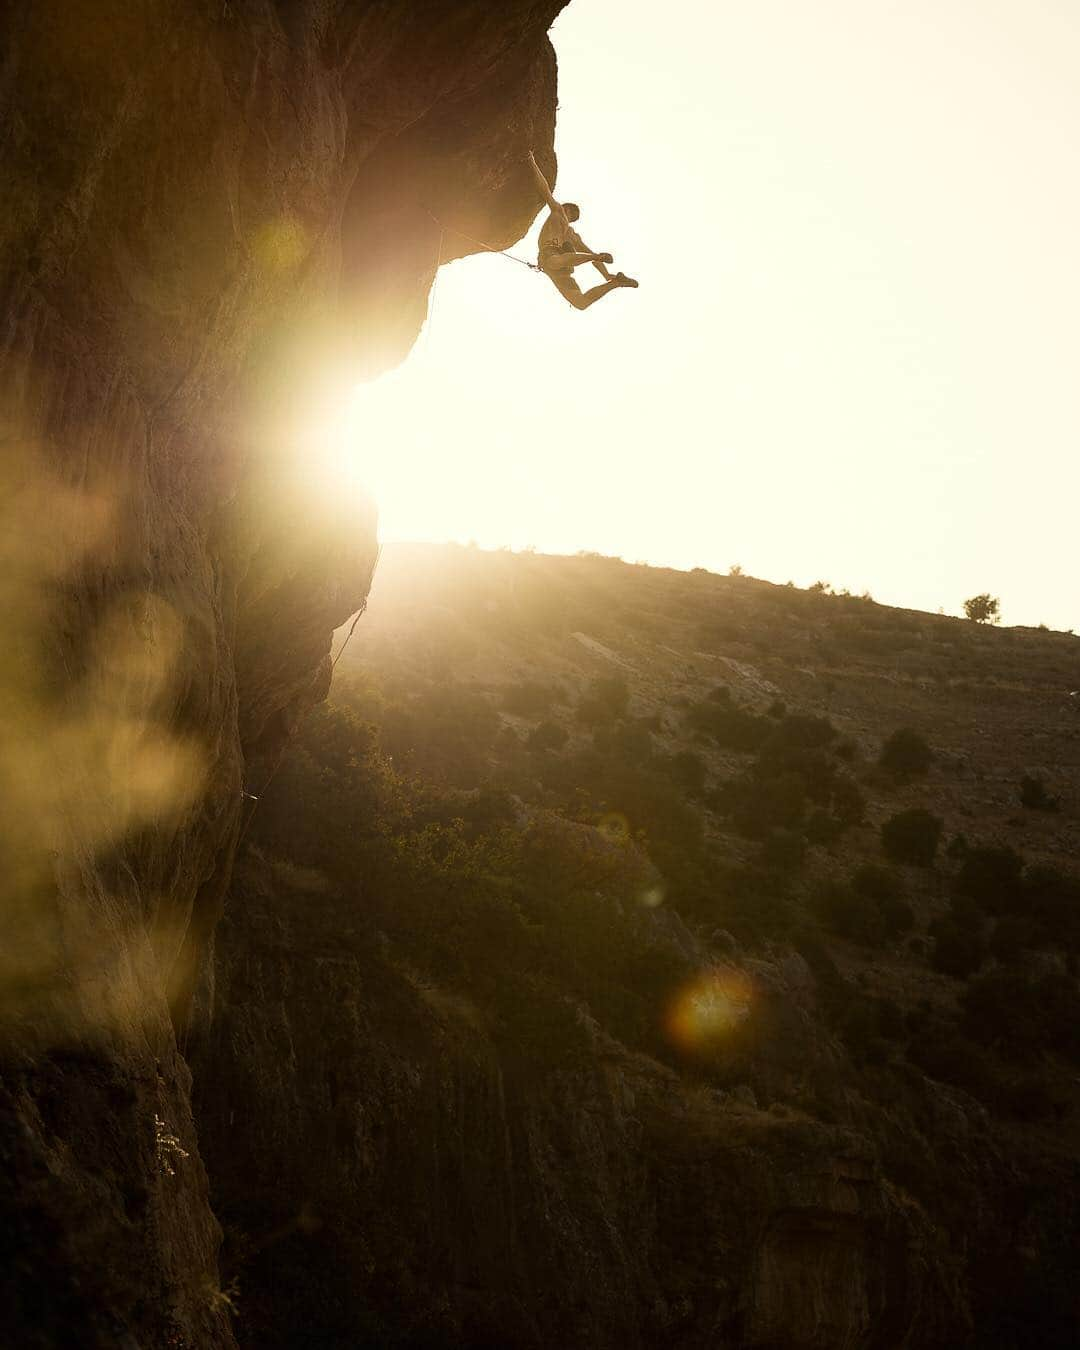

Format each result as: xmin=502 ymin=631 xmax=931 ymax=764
xmin=238 ymin=576 xmax=378 ymax=845
xmin=426 ymin=211 xmax=541 ymax=272
xmin=330 ymin=594 xmax=370 ymax=670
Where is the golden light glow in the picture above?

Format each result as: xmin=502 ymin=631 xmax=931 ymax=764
xmin=336 ymin=0 xmax=1080 ymax=630
xmin=665 ymin=967 xmax=754 ymax=1054
xmin=596 ymin=811 xmax=631 ymax=845
xmin=0 ymin=441 xmax=206 ymax=1038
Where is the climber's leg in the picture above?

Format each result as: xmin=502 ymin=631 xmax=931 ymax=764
xmin=544 ymin=268 xmax=636 ymax=310
xmin=543 ymin=250 xmax=610 ymax=275
xmin=566 ymin=250 xmax=613 ymax=271
xmin=562 ymin=277 xmax=636 ymax=310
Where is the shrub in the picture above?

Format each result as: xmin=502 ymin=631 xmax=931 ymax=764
xmin=930 ymin=920 xmax=985 ymax=977
xmin=727 ymin=770 xmax=806 ymax=838
xmin=831 ymin=776 xmax=866 ymax=825
xmin=954 ymin=845 xmax=1024 ymax=915
xmin=804 ymin=809 xmax=843 ymax=847
xmin=879 ymin=893 xmax=916 ymax=937
xmin=963 ymin=593 xmax=1000 ymax=624
xmin=576 ymin=676 xmax=630 ymax=726
xmin=852 ymin=866 xmax=914 ymax=938
xmin=881 ymin=809 xmax=943 ymax=866
xmin=768 ymin=713 xmax=837 ymax=751
xmin=1024 ymin=865 xmax=1080 ymax=950
xmin=667 ymin=749 xmax=707 ymax=797
xmin=945 ymin=832 xmax=969 ymax=860
xmin=907 ymin=1025 xmax=997 ymax=1101
xmin=687 ymin=702 xmax=769 ymax=752
xmin=989 ymin=914 xmax=1036 ymax=966
xmin=759 ymin=828 xmax=806 ymax=871
xmin=716 ymin=865 xmax=795 ymax=943
xmin=812 ymin=882 xmax=883 ymax=945
xmin=879 ymin=728 xmax=933 ymax=778
xmin=1019 ymin=774 xmax=1059 ymax=812
xmin=757 ymin=745 xmax=835 ymax=804
xmin=852 ymin=864 xmax=903 ymax=903
xmin=962 ymin=969 xmax=1080 ymax=1061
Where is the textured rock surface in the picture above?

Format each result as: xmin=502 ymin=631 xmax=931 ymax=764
xmin=195 ymin=856 xmax=967 ymax=1349
xmin=1 ymin=3 xmax=565 ymax=1344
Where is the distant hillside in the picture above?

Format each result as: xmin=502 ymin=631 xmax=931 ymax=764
xmin=196 ymin=542 xmax=1080 ymax=1348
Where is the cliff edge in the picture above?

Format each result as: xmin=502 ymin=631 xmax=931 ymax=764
xmin=0 ymin=4 xmax=565 ymax=1345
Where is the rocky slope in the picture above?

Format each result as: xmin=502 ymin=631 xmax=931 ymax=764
xmin=1 ymin=5 xmax=566 ymax=1345
xmin=189 ymin=543 xmax=1080 ymax=1346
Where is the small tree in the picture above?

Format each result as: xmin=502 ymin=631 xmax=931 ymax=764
xmin=1019 ymin=774 xmax=1059 ymax=812
xmin=881 ymin=808 xmax=943 ymax=867
xmin=963 ymin=593 xmax=1000 ymax=624
xmin=879 ymin=728 xmax=933 ymax=778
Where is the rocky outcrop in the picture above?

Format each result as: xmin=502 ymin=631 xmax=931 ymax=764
xmin=1 ymin=3 xmax=566 ymax=1344
xmin=194 ymin=855 xmax=969 ymax=1349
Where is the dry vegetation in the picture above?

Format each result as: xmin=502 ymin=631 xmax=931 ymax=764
xmin=254 ymin=544 xmax=1080 ymax=1125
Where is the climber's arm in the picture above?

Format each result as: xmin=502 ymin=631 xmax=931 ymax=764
xmin=528 ymin=151 xmax=563 ymax=216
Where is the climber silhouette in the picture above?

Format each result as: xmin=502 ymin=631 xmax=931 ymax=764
xmin=528 ymin=151 xmax=638 ymax=309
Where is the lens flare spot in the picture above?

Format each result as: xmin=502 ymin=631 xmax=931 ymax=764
xmin=665 ymin=968 xmax=753 ymax=1053
xmin=597 ymin=811 xmax=631 ymax=844
xmin=639 ymin=884 xmax=665 ymax=908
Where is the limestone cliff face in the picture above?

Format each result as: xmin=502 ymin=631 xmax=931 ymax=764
xmin=0 ymin=4 xmax=565 ymax=1345
xmin=195 ymin=856 xmax=970 ymax=1349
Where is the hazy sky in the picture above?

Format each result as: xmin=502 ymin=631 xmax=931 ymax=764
xmin=350 ymin=0 xmax=1080 ymax=629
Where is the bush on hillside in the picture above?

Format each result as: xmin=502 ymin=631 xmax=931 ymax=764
xmin=686 ymin=701 xmax=769 ymax=752
xmin=766 ymin=713 xmax=837 ymax=751
xmin=576 ymin=675 xmax=630 ymax=726
xmin=757 ymin=744 xmax=835 ymax=804
xmin=852 ymin=863 xmax=903 ymax=903
xmin=851 ymin=865 xmax=914 ymax=937
xmin=881 ymin=809 xmax=943 ymax=867
xmin=929 ymin=919 xmax=985 ymax=978
xmin=812 ymin=883 xmax=883 ymax=945
xmin=1023 ymin=865 xmax=1080 ymax=951
xmin=831 ymin=776 xmax=866 ymax=825
xmin=879 ymin=728 xmax=933 ymax=778
xmin=963 ymin=593 xmax=1000 ymax=624
xmin=1019 ymin=774 xmax=1059 ymax=812
xmin=945 ymin=832 xmax=969 ymax=860
xmin=954 ymin=845 xmax=1024 ymax=915
xmin=759 ymin=828 xmax=806 ymax=872
xmin=804 ymin=809 xmax=844 ymax=848
xmin=989 ymin=914 xmax=1036 ymax=966
xmin=962 ymin=969 xmax=1080 ymax=1061
xmin=714 ymin=865 xmax=796 ymax=943
xmin=666 ymin=749 xmax=708 ymax=797
xmin=725 ymin=770 xmax=806 ymax=838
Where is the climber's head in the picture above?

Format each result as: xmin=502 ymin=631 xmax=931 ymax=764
xmin=563 ymin=202 xmax=580 ymax=222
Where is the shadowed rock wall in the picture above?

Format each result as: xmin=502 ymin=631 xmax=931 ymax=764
xmin=0 ymin=3 xmax=565 ymax=1344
